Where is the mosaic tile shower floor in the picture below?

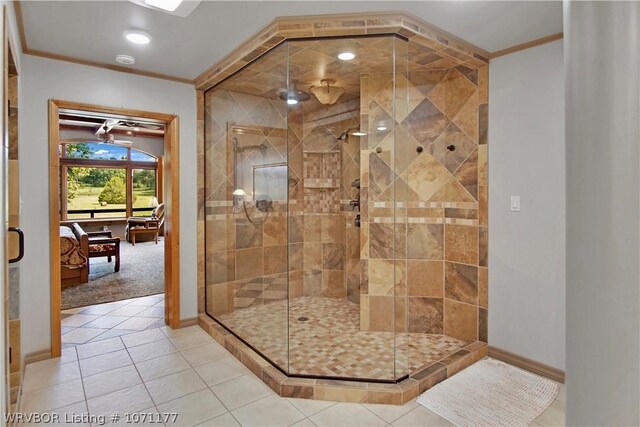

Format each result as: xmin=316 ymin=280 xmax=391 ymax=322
xmin=216 ymin=297 xmax=468 ymax=379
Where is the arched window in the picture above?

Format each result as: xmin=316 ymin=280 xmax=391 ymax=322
xmin=59 ymin=143 xmax=161 ymax=220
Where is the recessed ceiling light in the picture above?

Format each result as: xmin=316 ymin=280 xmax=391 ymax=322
xmin=377 ymin=126 xmax=387 ymax=131
xmin=115 ymin=54 xmax=136 ymax=65
xmin=287 ymin=99 xmax=299 ymax=105
xmin=145 ymin=0 xmax=182 ymax=11
xmin=352 ymin=131 xmax=367 ymax=136
xmin=125 ymin=31 xmax=151 ymax=45
xmin=338 ymin=52 xmax=356 ymax=61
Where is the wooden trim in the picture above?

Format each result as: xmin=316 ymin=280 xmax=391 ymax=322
xmin=53 ymin=100 xmax=176 ymax=123
xmin=488 ymin=346 xmax=565 ymax=383
xmin=489 ymin=33 xmax=563 ymax=59
xmin=49 ymin=100 xmax=181 ymax=356
xmin=48 ymin=100 xmax=62 ymax=358
xmin=157 ymin=156 xmax=164 ymax=205
xmin=125 ymin=166 xmax=133 ymax=218
xmin=23 ymin=350 xmax=51 ymax=366
xmin=163 ymin=117 xmax=180 ymax=329
xmin=180 ymin=318 xmax=198 ymax=328
xmin=60 ymin=158 xmax=157 ymax=168
xmin=60 ymin=165 xmax=68 ymax=221
xmin=24 ymin=49 xmax=194 ymax=85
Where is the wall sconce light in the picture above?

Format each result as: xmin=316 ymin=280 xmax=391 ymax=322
xmin=233 ymin=188 xmax=247 ymax=206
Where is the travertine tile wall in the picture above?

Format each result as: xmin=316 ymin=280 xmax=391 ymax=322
xmin=204 ymin=91 xmax=359 ymax=311
xmin=204 ymin=83 xmax=292 ymax=310
xmin=299 ymin=99 xmax=361 ymax=301
xmin=359 ymin=38 xmax=488 ymax=345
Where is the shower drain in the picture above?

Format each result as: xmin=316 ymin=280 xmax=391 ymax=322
xmin=297 ymin=316 xmax=309 ymax=322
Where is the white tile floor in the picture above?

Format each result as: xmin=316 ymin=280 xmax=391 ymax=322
xmin=19 ymin=297 xmax=566 ymax=426
xmin=61 ymin=295 xmax=166 ymax=346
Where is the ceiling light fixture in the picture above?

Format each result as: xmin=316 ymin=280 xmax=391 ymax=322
xmin=115 ymin=54 xmax=136 ymax=65
xmin=125 ymin=31 xmax=151 ymax=45
xmin=310 ymin=79 xmax=345 ymax=105
xmin=287 ymin=99 xmax=299 ymax=105
xmin=377 ymin=126 xmax=388 ymax=131
xmin=338 ymin=52 xmax=356 ymax=61
xmin=352 ymin=131 xmax=367 ymax=136
xmin=145 ymin=0 xmax=182 ymax=12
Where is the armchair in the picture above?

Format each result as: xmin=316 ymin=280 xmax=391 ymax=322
xmin=125 ymin=203 xmax=165 ymax=246
xmin=86 ymin=230 xmax=120 ymax=273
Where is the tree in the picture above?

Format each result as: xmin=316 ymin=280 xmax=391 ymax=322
xmin=98 ymin=176 xmax=126 ymax=205
xmin=66 ymin=143 xmax=93 ymax=159
xmin=81 ymin=168 xmax=125 ymax=187
xmin=133 ymin=169 xmax=156 ymax=190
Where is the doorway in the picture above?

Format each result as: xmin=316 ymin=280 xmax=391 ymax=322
xmin=48 ymin=100 xmax=180 ymax=357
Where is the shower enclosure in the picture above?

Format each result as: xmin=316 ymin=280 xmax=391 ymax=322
xmin=204 ymin=34 xmax=487 ymax=383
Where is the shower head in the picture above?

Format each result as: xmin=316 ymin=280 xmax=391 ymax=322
xmin=337 ymin=128 xmax=360 ymax=142
xmin=337 ymin=130 xmax=350 ymax=142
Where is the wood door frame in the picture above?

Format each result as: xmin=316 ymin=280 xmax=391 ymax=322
xmin=48 ymin=99 xmax=180 ymax=358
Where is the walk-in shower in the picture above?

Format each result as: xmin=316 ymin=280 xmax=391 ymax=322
xmin=203 ymin=33 xmax=488 ymax=384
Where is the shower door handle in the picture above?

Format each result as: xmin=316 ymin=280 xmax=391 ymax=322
xmin=8 ymin=227 xmax=24 ymax=263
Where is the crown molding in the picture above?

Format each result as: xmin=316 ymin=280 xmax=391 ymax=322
xmin=490 ymin=32 xmax=563 ymax=59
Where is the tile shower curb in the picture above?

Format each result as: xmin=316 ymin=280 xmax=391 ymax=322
xmin=198 ymin=314 xmax=488 ymax=405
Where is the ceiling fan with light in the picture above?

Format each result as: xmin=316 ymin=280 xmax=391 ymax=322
xmin=59 ymin=123 xmax=133 ymax=148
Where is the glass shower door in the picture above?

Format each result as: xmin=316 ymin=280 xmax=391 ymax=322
xmin=204 ymin=43 xmax=290 ymax=372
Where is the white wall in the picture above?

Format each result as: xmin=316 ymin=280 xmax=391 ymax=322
xmin=565 ymin=2 xmax=640 ymax=425
xmin=488 ymin=40 xmax=566 ymax=370
xmin=19 ymin=55 xmax=197 ymax=356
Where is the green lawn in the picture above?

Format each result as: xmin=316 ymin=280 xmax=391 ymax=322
xmin=67 ymin=186 xmax=155 ymax=219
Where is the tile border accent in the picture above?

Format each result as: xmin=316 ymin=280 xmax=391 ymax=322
xmin=198 ymin=314 xmax=488 ymax=405
xmin=488 ymin=346 xmax=565 ymax=383
xmin=193 ymin=11 xmax=490 ymax=91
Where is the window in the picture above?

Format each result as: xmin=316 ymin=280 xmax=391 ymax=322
xmin=67 ymin=167 xmax=127 ymax=219
xmin=132 ymin=169 xmax=157 ymax=217
xmin=60 ymin=143 xmax=160 ymax=220
xmin=66 ymin=142 xmax=128 ymax=161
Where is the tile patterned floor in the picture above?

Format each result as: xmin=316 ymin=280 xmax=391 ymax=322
xmin=18 ymin=301 xmax=567 ymax=426
xmin=233 ymin=275 xmax=288 ymax=309
xmin=216 ymin=297 xmax=468 ymax=379
xmin=61 ymin=294 xmax=166 ymax=346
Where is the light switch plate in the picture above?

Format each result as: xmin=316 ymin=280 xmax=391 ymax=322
xmin=510 ymin=196 xmax=521 ymax=212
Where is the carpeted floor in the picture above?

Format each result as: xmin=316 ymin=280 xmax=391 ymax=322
xmin=61 ymin=238 xmax=164 ymax=309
